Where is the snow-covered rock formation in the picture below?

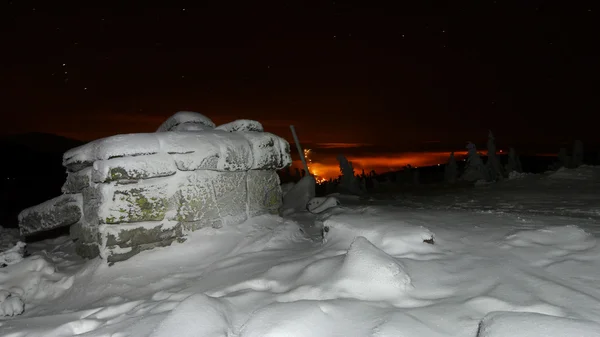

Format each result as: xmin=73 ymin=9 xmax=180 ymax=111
xmin=18 ymin=112 xmax=291 ymax=264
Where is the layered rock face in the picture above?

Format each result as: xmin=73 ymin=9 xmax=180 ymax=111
xmin=19 ymin=112 xmax=291 ymax=264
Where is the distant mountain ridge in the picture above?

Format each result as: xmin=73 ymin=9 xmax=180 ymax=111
xmin=0 ymin=132 xmax=85 ymax=156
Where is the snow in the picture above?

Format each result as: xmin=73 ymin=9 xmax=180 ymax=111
xmin=508 ymin=170 xmax=530 ymax=180
xmin=18 ymin=194 xmax=83 ymax=236
xmin=477 ymin=312 xmax=600 ymax=337
xmin=91 ymin=153 xmax=177 ymax=183
xmin=307 ymin=196 xmax=340 ymax=213
xmin=0 ymin=242 xmax=26 ymax=267
xmin=156 ymin=111 xmax=216 ymax=132
xmin=216 ymin=119 xmax=264 ymax=132
xmin=3 ymin=166 xmax=600 ymax=336
xmin=63 ymin=130 xmax=291 ymax=172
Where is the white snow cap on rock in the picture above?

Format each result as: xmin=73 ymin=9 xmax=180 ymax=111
xmin=63 ymin=129 xmax=291 ymax=172
xmin=216 ymin=119 xmax=264 ymax=132
xmin=156 ymin=111 xmax=216 ymax=132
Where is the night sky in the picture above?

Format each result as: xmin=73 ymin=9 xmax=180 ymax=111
xmin=2 ymin=1 xmax=597 ymax=174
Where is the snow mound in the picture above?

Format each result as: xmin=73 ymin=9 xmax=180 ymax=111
xmin=547 ymin=165 xmax=600 ymax=180
xmin=278 ymin=236 xmax=412 ymax=303
xmin=216 ymin=119 xmax=263 ymax=132
xmin=150 ymin=294 xmax=233 ymax=337
xmin=477 ymin=311 xmax=600 ymax=337
xmin=475 ymin=179 xmax=494 ymax=186
xmin=0 ymin=290 xmax=24 ymax=316
xmin=239 ymin=300 xmax=447 ymax=337
xmin=508 ymin=171 xmax=531 ymax=180
xmin=503 ymin=225 xmax=595 ymax=250
xmin=215 ymin=236 xmax=413 ymax=304
xmin=239 ymin=301 xmax=362 ymax=337
xmin=0 ymin=241 xmax=26 ymax=267
xmin=156 ymin=111 xmax=216 ymax=132
xmin=0 ymin=255 xmax=74 ymax=316
xmin=323 ymin=211 xmax=436 ymax=257
xmin=501 ymin=225 xmax=596 ymax=267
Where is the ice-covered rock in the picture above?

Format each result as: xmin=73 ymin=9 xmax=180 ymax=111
xmin=156 ymin=111 xmax=216 ymax=132
xmin=63 ymin=130 xmax=290 ymax=173
xmin=20 ymin=112 xmax=291 ymax=264
xmin=307 ymin=196 xmax=340 ymax=214
xmin=216 ymin=119 xmax=264 ymax=132
xmin=91 ymin=153 xmax=177 ymax=183
xmin=62 ymin=167 xmax=92 ymax=193
xmin=19 ymin=194 xmax=83 ymax=236
xmin=281 ymin=175 xmax=316 ymax=216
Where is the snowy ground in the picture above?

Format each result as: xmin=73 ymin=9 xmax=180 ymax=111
xmin=2 ymin=166 xmax=600 ymax=336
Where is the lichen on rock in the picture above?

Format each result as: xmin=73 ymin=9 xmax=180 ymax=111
xmin=20 ymin=111 xmax=291 ymax=264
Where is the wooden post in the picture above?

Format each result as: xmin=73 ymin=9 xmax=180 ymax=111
xmin=290 ymin=125 xmax=310 ymax=174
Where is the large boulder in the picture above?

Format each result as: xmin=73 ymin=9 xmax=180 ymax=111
xmin=20 ymin=113 xmax=291 ymax=264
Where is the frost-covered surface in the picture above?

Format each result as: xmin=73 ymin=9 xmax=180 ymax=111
xmin=156 ymin=111 xmax=216 ymax=132
xmin=0 ymin=241 xmax=26 ymax=267
xmin=63 ymin=130 xmax=291 ymax=172
xmin=216 ymin=119 xmax=264 ymax=132
xmin=18 ymin=194 xmax=83 ymax=236
xmin=20 ymin=112 xmax=291 ymax=263
xmin=307 ymin=196 xmax=340 ymax=214
xmin=3 ymin=166 xmax=600 ymax=335
xmin=477 ymin=312 xmax=600 ymax=337
xmin=91 ymin=153 xmax=177 ymax=183
xmin=0 ymin=237 xmax=76 ymax=317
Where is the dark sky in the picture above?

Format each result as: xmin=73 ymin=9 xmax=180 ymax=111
xmin=2 ymin=1 xmax=597 ymax=154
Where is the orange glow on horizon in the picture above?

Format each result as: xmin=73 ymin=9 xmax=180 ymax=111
xmin=290 ymin=151 xmax=470 ymax=180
